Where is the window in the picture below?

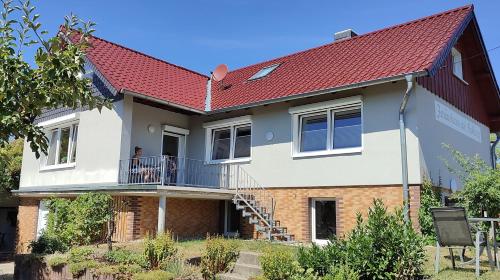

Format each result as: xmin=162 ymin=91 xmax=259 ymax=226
xmin=248 ymin=64 xmax=280 ymax=80
xmin=204 ymin=116 xmax=252 ymax=162
xmin=290 ymin=96 xmax=363 ymax=157
xmin=451 ymin=47 xmax=463 ymax=80
xmin=44 ymin=123 xmax=79 ymax=167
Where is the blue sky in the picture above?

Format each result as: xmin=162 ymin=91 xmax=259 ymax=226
xmin=28 ymin=0 xmax=500 ymax=77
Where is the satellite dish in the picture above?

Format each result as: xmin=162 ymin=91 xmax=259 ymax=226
xmin=212 ymin=64 xmax=228 ymax=81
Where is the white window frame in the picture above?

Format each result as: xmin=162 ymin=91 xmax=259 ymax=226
xmin=289 ymin=96 xmax=363 ymax=158
xmin=203 ymin=116 xmax=252 ymax=164
xmin=39 ymin=114 xmax=79 ymax=171
xmin=451 ymin=47 xmax=467 ymax=84
xmin=311 ymin=198 xmax=337 ymax=245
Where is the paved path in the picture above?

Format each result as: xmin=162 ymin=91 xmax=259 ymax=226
xmin=0 ymin=262 xmax=13 ymax=280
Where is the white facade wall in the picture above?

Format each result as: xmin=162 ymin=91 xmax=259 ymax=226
xmin=188 ymin=82 xmax=422 ymax=187
xmin=19 ymin=96 xmax=133 ymax=188
xmin=414 ymin=84 xmax=491 ymax=190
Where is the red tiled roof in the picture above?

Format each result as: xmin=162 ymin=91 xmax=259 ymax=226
xmin=210 ymin=5 xmax=474 ymax=110
xmin=82 ymin=35 xmax=209 ymax=111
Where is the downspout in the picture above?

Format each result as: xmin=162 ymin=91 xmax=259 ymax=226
xmin=492 ymin=132 xmax=500 ymax=168
xmin=399 ymin=74 xmax=415 ymax=223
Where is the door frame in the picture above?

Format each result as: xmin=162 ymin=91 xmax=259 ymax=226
xmin=310 ymin=197 xmax=337 ymax=245
xmin=161 ymin=125 xmax=189 ymax=184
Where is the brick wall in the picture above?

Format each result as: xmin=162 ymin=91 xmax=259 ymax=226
xmin=16 ymin=198 xmax=39 ymax=253
xmin=261 ymin=185 xmax=420 ymax=242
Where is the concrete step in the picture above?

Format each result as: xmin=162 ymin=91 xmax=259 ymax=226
xmin=237 ymin=251 xmax=261 ymax=266
xmin=218 ymin=272 xmax=248 ymax=280
xmin=232 ymin=263 xmax=262 ymax=278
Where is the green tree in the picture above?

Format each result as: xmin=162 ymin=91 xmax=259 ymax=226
xmin=0 ymin=0 xmax=109 ymax=158
xmin=0 ymin=138 xmax=23 ymax=192
xmin=443 ymin=144 xmax=500 ymax=218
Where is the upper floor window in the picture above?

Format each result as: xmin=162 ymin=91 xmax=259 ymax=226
xmin=451 ymin=47 xmax=463 ymax=80
xmin=204 ymin=116 xmax=252 ymax=163
xmin=289 ymin=96 xmax=362 ymax=157
xmin=45 ymin=123 xmax=79 ymax=167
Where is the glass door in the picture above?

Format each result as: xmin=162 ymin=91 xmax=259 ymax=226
xmin=311 ymin=198 xmax=337 ymax=245
xmin=162 ymin=132 xmax=183 ymax=185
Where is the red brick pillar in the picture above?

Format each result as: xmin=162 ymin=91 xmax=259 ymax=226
xmin=409 ymin=185 xmax=421 ymax=232
xmin=16 ymin=198 xmax=39 ymax=253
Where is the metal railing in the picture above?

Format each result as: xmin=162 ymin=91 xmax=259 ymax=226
xmin=118 ymin=155 xmax=246 ymax=189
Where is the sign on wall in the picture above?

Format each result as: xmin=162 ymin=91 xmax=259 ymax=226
xmin=435 ymin=100 xmax=482 ymax=143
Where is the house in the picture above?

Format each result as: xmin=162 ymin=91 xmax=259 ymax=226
xmin=14 ymin=5 xmax=500 ymax=251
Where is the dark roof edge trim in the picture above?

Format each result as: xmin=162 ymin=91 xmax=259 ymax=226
xmin=209 ymin=71 xmax=428 ymax=114
xmin=121 ymin=89 xmax=206 ymax=115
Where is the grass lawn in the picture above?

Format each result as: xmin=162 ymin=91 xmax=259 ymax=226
xmin=423 ymin=246 xmax=500 ymax=279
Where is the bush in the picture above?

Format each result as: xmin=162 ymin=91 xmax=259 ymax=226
xmin=200 ymin=235 xmax=239 ymax=280
xmin=342 ymin=199 xmax=425 ymax=279
xmin=28 ymin=232 xmax=69 ymax=254
xmin=46 ymin=254 xmax=67 ymax=268
xmin=67 ymin=247 xmax=97 ymax=277
xmin=324 ymin=264 xmax=359 ymax=280
xmin=44 ymin=193 xmax=113 ymax=250
xmin=260 ymin=247 xmax=302 ymax=280
xmin=160 ymin=256 xmax=198 ymax=279
xmin=418 ymin=179 xmax=442 ymax=242
xmin=297 ymin=239 xmax=345 ymax=276
xmin=105 ymin=248 xmax=147 ymax=267
xmin=143 ymin=231 xmax=178 ymax=269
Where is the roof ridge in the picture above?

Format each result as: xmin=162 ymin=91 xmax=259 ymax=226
xmin=88 ymin=33 xmax=209 ymax=79
xmin=224 ymin=4 xmax=474 ymax=74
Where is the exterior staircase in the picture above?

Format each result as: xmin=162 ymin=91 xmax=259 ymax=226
xmin=230 ymin=166 xmax=293 ymax=242
xmin=219 ymin=251 xmax=262 ymax=280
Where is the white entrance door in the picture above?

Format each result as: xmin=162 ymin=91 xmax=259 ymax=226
xmin=311 ymin=198 xmax=337 ymax=245
xmin=161 ymin=127 xmax=188 ymax=185
xmin=36 ymin=200 xmax=49 ymax=239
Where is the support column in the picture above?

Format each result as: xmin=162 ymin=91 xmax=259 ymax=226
xmin=157 ymin=195 xmax=167 ymax=234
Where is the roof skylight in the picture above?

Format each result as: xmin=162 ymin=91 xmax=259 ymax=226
xmin=248 ymin=64 xmax=280 ymax=80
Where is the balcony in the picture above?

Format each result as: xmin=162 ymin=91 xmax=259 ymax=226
xmin=118 ymin=155 xmax=251 ymax=189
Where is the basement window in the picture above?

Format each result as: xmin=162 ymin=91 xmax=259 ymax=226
xmin=248 ymin=64 xmax=280 ymax=80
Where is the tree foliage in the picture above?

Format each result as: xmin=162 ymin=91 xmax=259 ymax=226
xmin=418 ymin=178 xmax=441 ymax=241
xmin=0 ymin=137 xmax=22 ymax=191
xmin=0 ymin=0 xmax=109 ymax=157
xmin=443 ymin=144 xmax=500 ymax=218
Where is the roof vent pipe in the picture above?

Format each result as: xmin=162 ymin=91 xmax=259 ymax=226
xmin=399 ymin=74 xmax=415 ymax=223
xmin=334 ymin=29 xmax=358 ymax=41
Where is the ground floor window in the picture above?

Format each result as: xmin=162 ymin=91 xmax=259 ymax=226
xmin=311 ymin=198 xmax=336 ymax=244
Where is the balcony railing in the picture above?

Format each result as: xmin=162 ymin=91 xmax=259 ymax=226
xmin=118 ymin=155 xmax=247 ymax=189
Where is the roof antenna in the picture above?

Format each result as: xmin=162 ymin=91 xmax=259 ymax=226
xmin=212 ymin=64 xmax=228 ymax=90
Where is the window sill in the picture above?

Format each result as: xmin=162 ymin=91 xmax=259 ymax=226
xmin=453 ymin=74 xmax=469 ymax=85
xmin=293 ymin=147 xmax=362 ymax=159
xmin=205 ymin=158 xmax=251 ymax=165
xmin=40 ymin=163 xmax=76 ymax=171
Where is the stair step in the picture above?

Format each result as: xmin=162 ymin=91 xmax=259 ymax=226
xmin=237 ymin=251 xmax=261 ymax=266
xmin=248 ymin=217 xmax=259 ymax=224
xmin=241 ymin=210 xmax=252 ymax=218
xmin=232 ymin=263 xmax=262 ymax=277
xmin=218 ymin=272 xmax=248 ymax=280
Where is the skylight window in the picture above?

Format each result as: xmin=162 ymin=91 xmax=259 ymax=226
xmin=248 ymin=64 xmax=280 ymax=80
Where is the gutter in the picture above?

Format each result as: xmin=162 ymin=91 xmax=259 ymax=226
xmin=492 ymin=132 xmax=500 ymax=168
xmin=121 ymin=89 xmax=206 ymax=115
xmin=399 ymin=74 xmax=415 ymax=223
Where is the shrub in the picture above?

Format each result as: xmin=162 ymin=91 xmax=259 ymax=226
xmin=44 ymin=193 xmax=113 ymax=250
xmin=200 ymin=235 xmax=239 ymax=280
xmin=105 ymin=248 xmax=147 ymax=267
xmin=418 ymin=179 xmax=442 ymax=242
xmin=46 ymin=254 xmax=67 ymax=268
xmin=324 ymin=264 xmax=359 ymax=280
xmin=28 ymin=232 xmax=69 ymax=254
xmin=66 ymin=247 xmax=97 ymax=277
xmin=160 ymin=256 xmax=198 ymax=279
xmin=342 ymin=199 xmax=425 ymax=279
xmin=143 ymin=231 xmax=178 ymax=269
xmin=260 ymin=247 xmax=302 ymax=280
xmin=297 ymin=239 xmax=345 ymax=276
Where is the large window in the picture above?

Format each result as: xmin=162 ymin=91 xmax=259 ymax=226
xmin=204 ymin=116 xmax=252 ymax=162
xmin=290 ymin=97 xmax=362 ymax=157
xmin=45 ymin=123 xmax=79 ymax=167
